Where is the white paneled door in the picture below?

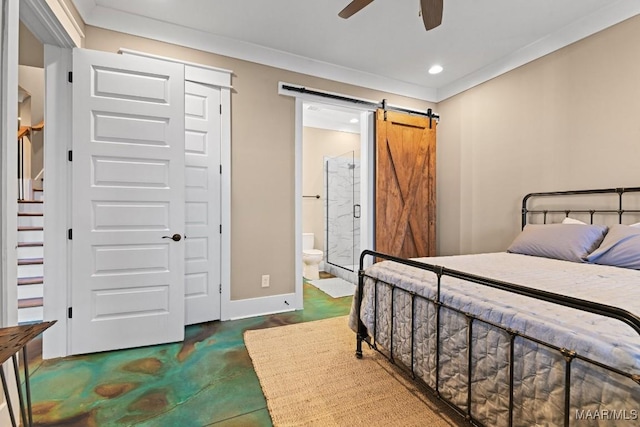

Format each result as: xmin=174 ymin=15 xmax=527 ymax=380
xmin=184 ymin=81 xmax=221 ymax=325
xmin=70 ymin=49 xmax=185 ymax=355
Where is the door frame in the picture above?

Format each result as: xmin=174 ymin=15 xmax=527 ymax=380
xmin=41 ymin=44 xmax=72 ymax=358
xmin=21 ymin=0 xmax=82 ymax=359
xmin=1 ymin=0 xmax=80 ymax=356
xmin=1 ymin=0 xmax=19 ymax=329
xmin=279 ymin=83 xmax=375 ymax=306
xmin=1 ymin=0 xmax=79 ymax=416
xmin=1 ymin=0 xmax=19 ymax=420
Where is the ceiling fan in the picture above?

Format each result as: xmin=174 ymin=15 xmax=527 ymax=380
xmin=339 ymin=0 xmax=443 ymax=31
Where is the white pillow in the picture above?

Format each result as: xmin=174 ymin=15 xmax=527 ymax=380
xmin=562 ymin=217 xmax=587 ymax=225
xmin=563 ymin=219 xmax=640 ymax=227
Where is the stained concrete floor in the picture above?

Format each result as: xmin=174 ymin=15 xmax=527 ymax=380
xmin=25 ymin=282 xmax=352 ymax=426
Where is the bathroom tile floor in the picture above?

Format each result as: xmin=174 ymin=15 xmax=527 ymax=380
xmin=24 ymin=283 xmax=352 ymax=426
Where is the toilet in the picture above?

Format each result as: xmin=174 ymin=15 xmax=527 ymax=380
xmin=302 ymin=233 xmax=323 ymax=280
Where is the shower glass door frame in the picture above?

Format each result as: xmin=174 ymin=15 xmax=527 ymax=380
xmin=325 ymin=150 xmax=360 ymax=272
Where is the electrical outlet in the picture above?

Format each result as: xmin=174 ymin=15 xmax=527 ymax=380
xmin=261 ymin=274 xmax=270 ymax=288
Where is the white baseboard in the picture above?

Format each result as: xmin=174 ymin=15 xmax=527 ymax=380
xmin=225 ymin=293 xmax=301 ymax=321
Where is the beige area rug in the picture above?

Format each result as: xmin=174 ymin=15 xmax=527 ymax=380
xmin=244 ymin=316 xmax=465 ymax=427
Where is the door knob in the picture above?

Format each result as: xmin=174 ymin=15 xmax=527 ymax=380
xmin=162 ymin=233 xmax=182 ymax=242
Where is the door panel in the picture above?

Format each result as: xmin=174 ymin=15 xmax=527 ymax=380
xmin=184 ymin=81 xmax=221 ymax=325
xmin=375 ymin=109 xmax=436 ymax=258
xmin=71 ymin=48 xmax=185 ymax=355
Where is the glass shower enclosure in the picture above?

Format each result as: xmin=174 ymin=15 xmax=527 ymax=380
xmin=325 ymin=150 xmax=360 ymax=272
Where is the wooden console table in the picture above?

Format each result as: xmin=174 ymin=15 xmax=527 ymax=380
xmin=0 ymin=321 xmax=56 ymax=427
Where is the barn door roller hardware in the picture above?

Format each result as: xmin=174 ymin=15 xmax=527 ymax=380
xmin=280 ymin=84 xmax=439 ymax=127
xmin=380 ymin=99 xmax=439 ymax=128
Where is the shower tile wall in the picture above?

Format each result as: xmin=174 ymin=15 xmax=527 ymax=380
xmin=324 ymin=155 xmax=360 ymax=283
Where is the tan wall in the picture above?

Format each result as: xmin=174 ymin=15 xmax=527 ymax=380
xmin=302 ymin=127 xmax=360 ymax=253
xmin=19 ymin=22 xmax=43 ymax=68
xmin=18 ymin=66 xmax=44 ymax=181
xmin=84 ymin=26 xmax=434 ymax=300
xmin=437 ymin=15 xmax=640 ymax=256
xmin=18 ymin=23 xmax=45 ymax=186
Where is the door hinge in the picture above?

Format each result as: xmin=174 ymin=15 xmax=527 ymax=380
xmin=219 ymin=224 xmax=222 ymax=234
xmin=219 ymin=284 xmax=222 ymax=294
xmin=219 ymin=164 xmax=222 ymax=174
xmin=219 ymin=104 xmax=222 ymax=114
xmin=68 ymin=150 xmax=72 ymax=162
xmin=68 ymin=72 xmax=73 ymax=83
xmin=68 ymin=307 xmax=72 ymax=318
xmin=68 ymin=229 xmax=72 ymax=240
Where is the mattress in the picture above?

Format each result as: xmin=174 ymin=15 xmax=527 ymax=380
xmin=350 ymin=252 xmax=640 ymax=426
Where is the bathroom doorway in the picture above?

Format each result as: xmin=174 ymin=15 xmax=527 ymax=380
xmin=301 ymin=101 xmax=371 ymax=285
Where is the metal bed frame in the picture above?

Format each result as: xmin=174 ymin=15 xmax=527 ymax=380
xmin=354 ymin=187 xmax=640 ymax=426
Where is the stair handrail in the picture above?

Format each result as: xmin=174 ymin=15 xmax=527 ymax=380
xmin=17 ymin=121 xmax=44 ymax=201
xmin=34 ymin=168 xmax=44 ymax=183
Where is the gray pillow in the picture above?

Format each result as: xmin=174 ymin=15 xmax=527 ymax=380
xmin=586 ymin=224 xmax=640 ymax=269
xmin=507 ymin=224 xmax=608 ymax=263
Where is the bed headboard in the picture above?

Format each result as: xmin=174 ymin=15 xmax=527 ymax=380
xmin=522 ymin=187 xmax=640 ymax=228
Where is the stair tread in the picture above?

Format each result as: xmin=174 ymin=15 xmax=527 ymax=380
xmin=18 ymin=276 xmax=43 ymax=285
xmin=18 ymin=241 xmax=43 ymax=247
xmin=18 ymin=212 xmax=43 ymax=217
xmin=18 ymin=258 xmax=43 ymax=265
xmin=18 ymin=297 xmax=43 ymax=309
xmin=18 ymin=226 xmax=43 ymax=231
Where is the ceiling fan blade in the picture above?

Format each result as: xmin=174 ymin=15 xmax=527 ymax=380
xmin=420 ymin=0 xmax=443 ymax=30
xmin=339 ymin=0 xmax=374 ymax=19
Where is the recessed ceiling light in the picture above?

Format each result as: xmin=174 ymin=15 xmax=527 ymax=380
xmin=428 ymin=65 xmax=443 ymax=75
xmin=350 ymin=118 xmax=359 ymax=124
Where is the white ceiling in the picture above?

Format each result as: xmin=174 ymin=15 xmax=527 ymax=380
xmin=72 ymin=0 xmax=640 ymax=102
xmin=303 ymin=102 xmax=362 ymax=134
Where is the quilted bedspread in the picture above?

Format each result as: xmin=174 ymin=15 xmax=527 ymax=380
xmin=350 ymin=252 xmax=640 ymax=426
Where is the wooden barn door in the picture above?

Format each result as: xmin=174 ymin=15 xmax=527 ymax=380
xmin=375 ymin=109 xmax=436 ymax=258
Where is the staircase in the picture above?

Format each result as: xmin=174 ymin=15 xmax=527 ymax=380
xmin=17 ymin=189 xmax=44 ymax=323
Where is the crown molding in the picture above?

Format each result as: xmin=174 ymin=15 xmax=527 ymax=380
xmin=73 ymin=0 xmax=640 ymax=104
xmin=78 ymin=5 xmax=438 ymax=102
